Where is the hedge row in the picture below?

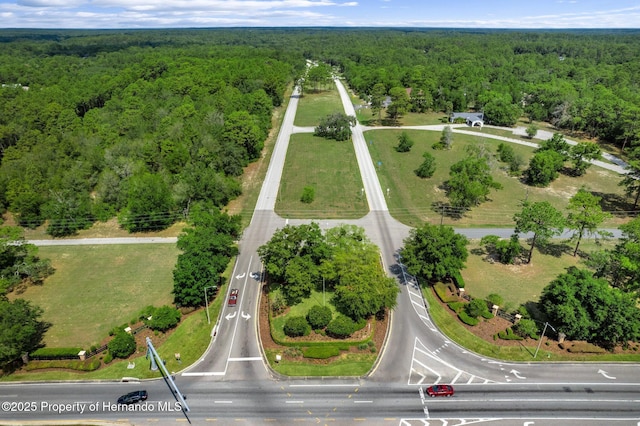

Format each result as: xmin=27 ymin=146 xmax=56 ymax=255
xmin=303 ymin=346 xmax=341 ymax=359
xmin=30 ymin=347 xmax=83 ymax=358
xmin=448 ymin=301 xmax=465 ymax=313
xmin=457 ymin=311 xmax=479 ymax=326
xmin=24 ymin=359 xmax=101 ymax=372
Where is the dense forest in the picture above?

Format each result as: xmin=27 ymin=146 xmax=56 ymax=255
xmin=1 ymin=28 xmax=640 ymax=235
xmin=0 ymin=29 xmax=303 ymax=235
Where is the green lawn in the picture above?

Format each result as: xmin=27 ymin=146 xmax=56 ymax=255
xmin=364 ymin=129 xmax=629 ymax=228
xmin=275 ymin=133 xmax=369 ymax=219
xmin=463 ymin=242 xmax=582 ymax=310
xmin=295 ymin=85 xmax=345 ymax=127
xmin=12 ymin=244 xmax=178 ymax=348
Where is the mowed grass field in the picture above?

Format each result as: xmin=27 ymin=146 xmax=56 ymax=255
xmin=275 ymin=133 xmax=368 ymax=219
xmin=294 ymin=84 xmax=345 ymax=127
xmin=365 ymin=129 xmax=629 ymax=228
xmin=12 ymin=244 xmax=178 ymax=348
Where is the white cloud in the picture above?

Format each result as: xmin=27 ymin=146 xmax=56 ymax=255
xmin=17 ymin=0 xmax=86 ymax=7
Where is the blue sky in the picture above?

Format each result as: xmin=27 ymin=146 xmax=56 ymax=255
xmin=0 ymin=0 xmax=639 ymax=29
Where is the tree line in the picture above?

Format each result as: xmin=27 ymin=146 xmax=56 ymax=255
xmin=0 ymin=30 xmax=304 ymax=235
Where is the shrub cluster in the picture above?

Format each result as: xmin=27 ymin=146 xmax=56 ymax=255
xmin=307 ymin=305 xmax=332 ymax=329
xmin=326 ymin=315 xmax=358 ymax=338
xmin=512 ymin=318 xmax=539 ymax=339
xmin=108 ymin=331 xmax=136 ymax=359
xmin=283 ymin=316 xmax=311 ymax=337
xmin=497 ymin=327 xmax=524 ymax=340
xmin=457 ymin=311 xmax=479 ymax=326
xmin=143 ymin=305 xmax=182 ymax=332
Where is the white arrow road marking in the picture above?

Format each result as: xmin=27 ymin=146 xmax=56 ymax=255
xmin=225 ymin=311 xmax=237 ymax=320
xmin=241 ymin=311 xmax=251 ymax=320
xmin=235 ymin=272 xmax=246 ymax=279
xmin=524 ymin=422 xmax=535 ymax=426
xmin=510 ymin=369 xmax=526 ymax=379
xmin=598 ymin=369 xmax=616 ymax=379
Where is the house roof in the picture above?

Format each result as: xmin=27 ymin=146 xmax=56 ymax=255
xmin=451 ymin=112 xmax=484 ymax=121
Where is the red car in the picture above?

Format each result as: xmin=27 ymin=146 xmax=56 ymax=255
xmin=426 ymin=384 xmax=454 ymax=397
xmin=228 ymin=288 xmax=239 ymax=306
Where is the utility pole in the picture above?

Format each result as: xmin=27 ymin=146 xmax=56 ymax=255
xmin=146 ymin=338 xmax=190 ymax=412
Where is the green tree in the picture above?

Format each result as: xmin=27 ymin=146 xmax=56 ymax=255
xmin=496 ymin=143 xmax=515 ymax=163
xmin=306 ymin=62 xmax=332 ymax=92
xmin=525 ymin=124 xmax=538 ymax=139
xmin=537 ymin=133 xmax=570 ymax=160
xmin=386 ymin=86 xmax=410 ymax=123
xmin=483 ymin=93 xmax=521 ymax=126
xmin=324 ymin=240 xmax=398 ymax=321
xmin=314 ymin=113 xmax=356 ymax=141
xmin=514 ymin=201 xmax=565 ymax=264
xmin=525 ymin=150 xmax=565 ymax=186
xmin=0 ymin=297 xmax=50 ymax=367
xmin=569 ymin=142 xmax=601 ymax=176
xmin=258 ymin=223 xmax=328 ymax=285
xmin=172 ymin=202 xmax=240 ymax=307
xmin=120 ymin=173 xmax=176 ymax=233
xmin=44 ymin=189 xmax=93 ymax=237
xmin=395 ymin=131 xmax=414 ymax=152
xmin=619 ymin=147 xmax=640 ymax=209
xmin=223 ymin=110 xmax=265 ymax=162
xmin=446 ymin=156 xmax=502 ymax=210
xmin=540 ymin=267 xmax=640 ymax=348
xmin=0 ymin=227 xmax=54 ymax=294
xmin=283 ymin=256 xmax=318 ymax=305
xmin=370 ymin=83 xmax=387 ymax=123
xmin=400 ymin=224 xmax=468 ymax=283
xmin=566 ymin=188 xmax=612 ymax=256
xmin=480 ymin=234 xmax=522 ymax=264
xmin=608 ymin=217 xmax=640 ymax=292
xmin=414 ymin=152 xmax=436 ymax=179
xmin=433 ymin=125 xmax=452 ymax=150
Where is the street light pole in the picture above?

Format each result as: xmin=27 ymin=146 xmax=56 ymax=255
xmin=534 ymin=321 xmax=556 ymax=358
xmin=204 ymin=285 xmax=217 ymax=324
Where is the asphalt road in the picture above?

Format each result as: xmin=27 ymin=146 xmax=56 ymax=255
xmin=7 ymin=79 xmax=640 ymax=425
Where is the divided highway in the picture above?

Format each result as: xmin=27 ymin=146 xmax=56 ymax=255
xmin=5 ymin=80 xmax=640 ymax=425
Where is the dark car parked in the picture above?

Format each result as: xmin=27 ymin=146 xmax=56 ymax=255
xmin=117 ymin=390 xmax=148 ymax=404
